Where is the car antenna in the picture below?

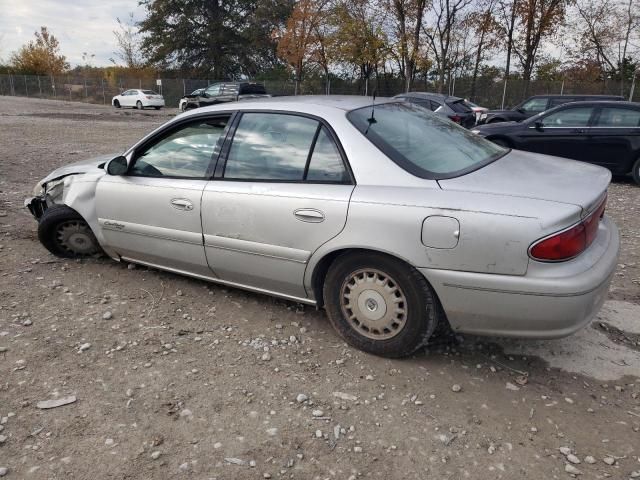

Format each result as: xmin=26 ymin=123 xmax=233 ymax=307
xmin=365 ymin=90 xmax=377 ymax=134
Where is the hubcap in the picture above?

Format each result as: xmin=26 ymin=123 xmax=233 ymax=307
xmin=55 ymin=220 xmax=99 ymax=255
xmin=340 ymin=269 xmax=407 ymax=340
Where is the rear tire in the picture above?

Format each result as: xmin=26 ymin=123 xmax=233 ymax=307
xmin=113 ymin=100 xmax=120 ymax=108
xmin=136 ymin=101 xmax=143 ymax=110
xmin=154 ymin=106 xmax=161 ymax=110
xmin=323 ymin=252 xmax=442 ymax=358
xmin=632 ymin=158 xmax=640 ymax=185
xmin=38 ymin=205 xmax=101 ymax=258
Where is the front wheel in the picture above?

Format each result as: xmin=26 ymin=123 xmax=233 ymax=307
xmin=38 ymin=205 xmax=101 ymax=258
xmin=323 ymin=252 xmax=443 ymax=358
xmin=136 ymin=101 xmax=143 ymax=110
xmin=113 ymin=100 xmax=120 ymax=108
xmin=632 ymin=158 xmax=640 ymax=185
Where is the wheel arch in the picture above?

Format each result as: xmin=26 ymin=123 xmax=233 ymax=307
xmin=308 ymin=246 xmax=425 ymax=308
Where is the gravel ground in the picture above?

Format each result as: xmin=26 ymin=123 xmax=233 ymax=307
xmin=0 ymin=96 xmax=639 ymax=480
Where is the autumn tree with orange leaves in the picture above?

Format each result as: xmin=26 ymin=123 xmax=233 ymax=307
xmin=10 ymin=27 xmax=69 ymax=77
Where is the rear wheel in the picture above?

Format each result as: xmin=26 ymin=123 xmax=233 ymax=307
xmin=136 ymin=100 xmax=143 ymax=110
xmin=632 ymin=157 xmax=640 ymax=185
xmin=38 ymin=205 xmax=101 ymax=258
xmin=113 ymin=100 xmax=120 ymax=108
xmin=154 ymin=106 xmax=161 ymax=110
xmin=323 ymin=252 xmax=442 ymax=358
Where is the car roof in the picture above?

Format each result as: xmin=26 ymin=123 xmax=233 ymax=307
xmin=557 ymin=100 xmax=639 ymax=107
xmin=182 ymin=95 xmax=395 ymax=114
xmin=528 ymin=94 xmax=624 ymax=99
xmin=396 ymin=92 xmax=464 ymax=102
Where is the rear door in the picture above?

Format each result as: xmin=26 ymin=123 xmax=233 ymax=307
xmin=201 ymin=111 xmax=354 ymax=299
xmin=585 ymin=106 xmax=640 ymax=173
xmin=95 ymin=114 xmax=232 ymax=275
xmin=517 ymin=106 xmax=595 ymax=159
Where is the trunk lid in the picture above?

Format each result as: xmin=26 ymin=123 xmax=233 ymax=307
xmin=438 ymin=149 xmax=611 ymax=216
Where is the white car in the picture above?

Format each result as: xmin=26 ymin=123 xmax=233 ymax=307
xmin=112 ymin=89 xmax=165 ymax=110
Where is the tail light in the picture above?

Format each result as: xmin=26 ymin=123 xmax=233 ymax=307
xmin=529 ymin=195 xmax=607 ymax=262
xmin=146 ymin=96 xmax=153 ymax=99
xmin=449 ymin=115 xmax=462 ymax=124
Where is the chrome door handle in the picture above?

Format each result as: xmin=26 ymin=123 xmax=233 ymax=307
xmin=294 ymin=208 xmax=325 ymax=223
xmin=170 ymin=198 xmax=194 ymax=211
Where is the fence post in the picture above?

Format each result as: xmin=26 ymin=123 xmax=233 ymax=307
xmin=38 ymin=76 xmax=42 ymax=97
xmin=9 ymin=75 xmax=14 ymax=96
xmin=24 ymin=75 xmax=28 ymax=97
xmin=183 ymin=78 xmax=186 ymax=96
xmin=102 ymin=78 xmax=106 ymax=105
xmin=84 ymin=79 xmax=88 ymax=100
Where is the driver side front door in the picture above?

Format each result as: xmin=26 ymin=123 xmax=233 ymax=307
xmin=95 ymin=114 xmax=232 ymax=276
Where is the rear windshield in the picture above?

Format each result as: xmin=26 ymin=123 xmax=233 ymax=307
xmin=446 ymin=100 xmax=472 ymax=113
xmin=142 ymin=90 xmax=157 ymax=95
xmin=239 ymin=83 xmax=267 ymax=95
xmin=347 ymin=102 xmax=506 ymax=179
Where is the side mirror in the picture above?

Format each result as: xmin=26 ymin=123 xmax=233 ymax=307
xmin=534 ymin=121 xmax=544 ymax=131
xmin=106 ymin=156 xmax=128 ymax=175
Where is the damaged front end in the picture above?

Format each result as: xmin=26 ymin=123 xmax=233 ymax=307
xmin=24 ymin=153 xmax=117 ymax=220
xmin=24 ymin=176 xmax=69 ymax=220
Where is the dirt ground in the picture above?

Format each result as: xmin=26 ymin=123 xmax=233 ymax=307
xmin=0 ymin=96 xmax=639 ymax=480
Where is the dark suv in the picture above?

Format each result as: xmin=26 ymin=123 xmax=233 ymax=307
xmin=184 ymin=82 xmax=270 ymax=109
xmin=483 ymin=94 xmax=625 ymax=124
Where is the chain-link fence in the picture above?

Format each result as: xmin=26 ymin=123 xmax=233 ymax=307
xmin=0 ymin=73 xmax=635 ymax=109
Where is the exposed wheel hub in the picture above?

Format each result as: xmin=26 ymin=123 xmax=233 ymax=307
xmin=340 ymin=269 xmax=407 ymax=340
xmin=55 ymin=220 xmax=99 ymax=255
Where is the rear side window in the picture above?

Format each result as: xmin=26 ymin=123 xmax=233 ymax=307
xmin=239 ymin=84 xmax=267 ymax=95
xmin=549 ymin=98 xmax=576 ymax=108
xmin=306 ymin=127 xmax=349 ymax=182
xmin=223 ymin=113 xmax=349 ymax=182
xmin=347 ymin=102 xmax=505 ymax=179
xmin=447 ymin=100 xmax=472 ymax=113
xmin=595 ymin=107 xmax=640 ymax=127
xmin=520 ymin=98 xmax=549 ymax=113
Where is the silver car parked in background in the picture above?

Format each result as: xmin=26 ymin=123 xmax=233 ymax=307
xmin=25 ymin=96 xmax=619 ymax=358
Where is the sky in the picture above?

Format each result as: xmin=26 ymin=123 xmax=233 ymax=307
xmin=0 ymin=0 xmax=146 ymax=66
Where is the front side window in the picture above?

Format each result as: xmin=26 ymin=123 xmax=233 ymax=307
xmin=519 ymin=98 xmax=548 ymax=113
xmin=541 ymin=107 xmax=594 ymax=127
xmin=223 ymin=113 xmax=349 ymax=182
xmin=347 ymin=102 xmax=505 ymax=179
xmin=129 ymin=117 xmax=229 ymax=178
xmin=595 ymin=107 xmax=640 ymax=127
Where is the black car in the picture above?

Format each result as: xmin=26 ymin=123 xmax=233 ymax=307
xmin=184 ymin=82 xmax=270 ymax=109
xmin=474 ymin=101 xmax=640 ymax=184
xmin=393 ymin=92 xmax=477 ymax=128
xmin=483 ymin=94 xmax=625 ymax=124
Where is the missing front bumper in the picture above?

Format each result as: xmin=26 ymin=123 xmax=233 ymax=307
xmin=24 ymin=196 xmax=47 ymax=219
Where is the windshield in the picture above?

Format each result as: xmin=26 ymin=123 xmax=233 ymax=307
xmin=347 ymin=102 xmax=506 ymax=179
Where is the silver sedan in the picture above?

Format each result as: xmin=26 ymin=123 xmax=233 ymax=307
xmin=25 ymin=96 xmax=620 ymax=358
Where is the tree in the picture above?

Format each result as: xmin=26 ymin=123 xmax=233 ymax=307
xmin=387 ymin=0 xmax=429 ymax=91
xmin=277 ymin=0 xmax=331 ymax=94
xmin=465 ymin=0 xmax=500 ymax=100
xmin=333 ymin=0 xmax=389 ymax=94
xmin=512 ymin=0 xmax=566 ymax=97
xmin=423 ymin=0 xmax=475 ymax=93
xmin=10 ymin=27 xmax=69 ymax=77
xmin=111 ymin=13 xmax=145 ymax=69
xmin=138 ymin=0 xmax=293 ymax=78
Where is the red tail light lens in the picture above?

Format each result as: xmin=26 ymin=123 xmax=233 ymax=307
xmin=146 ymin=96 xmax=152 ymax=99
xmin=529 ymin=196 xmax=606 ymax=262
xmin=449 ymin=115 xmax=462 ymax=124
